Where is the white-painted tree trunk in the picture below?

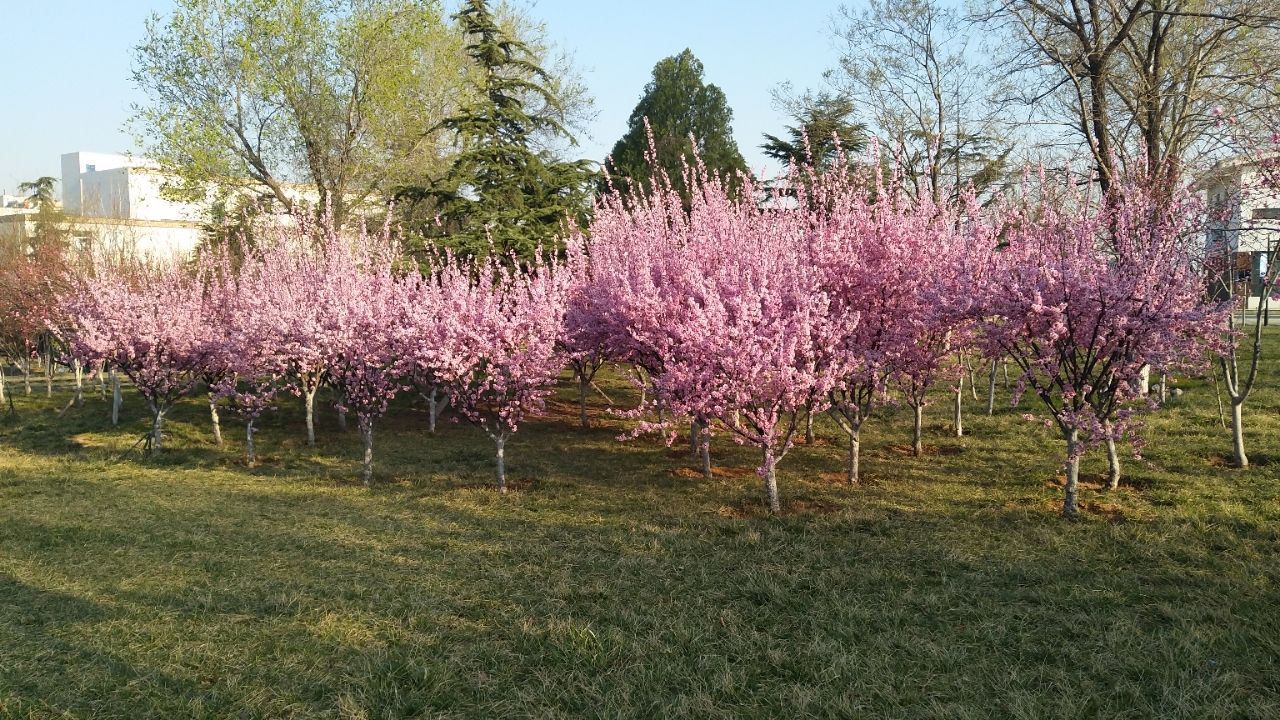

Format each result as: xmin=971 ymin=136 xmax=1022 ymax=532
xmin=1106 ymin=435 xmax=1121 ymax=490
xmin=97 ymin=360 xmax=106 ymax=400
xmin=912 ymin=404 xmax=924 ymax=456
xmin=23 ymin=357 xmax=30 ymax=395
xmin=246 ymin=419 xmax=256 ymax=468
xmin=73 ymin=360 xmax=83 ymax=406
xmin=1138 ymin=365 xmax=1151 ymax=396
xmin=763 ymin=448 xmax=780 ymax=514
xmin=953 ymin=385 xmax=963 ymax=437
xmin=1231 ymin=400 xmax=1248 ymax=468
xmin=1062 ymin=427 xmax=1080 ymax=517
xmin=304 ymin=387 xmax=317 ymax=446
xmin=360 ymin=418 xmax=374 ymax=486
xmin=493 ymin=433 xmax=508 ymax=492
xmin=208 ymin=393 xmax=222 ymax=445
xmin=111 ymin=371 xmax=121 ymax=426
xmin=149 ymin=404 xmax=167 ymax=455
xmin=986 ymin=358 xmax=998 ymax=416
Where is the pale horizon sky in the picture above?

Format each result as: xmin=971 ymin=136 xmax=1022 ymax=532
xmin=0 ymin=0 xmax=850 ymax=198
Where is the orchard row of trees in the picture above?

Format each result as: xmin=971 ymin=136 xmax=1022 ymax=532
xmin=49 ymin=144 xmax=1231 ymax=518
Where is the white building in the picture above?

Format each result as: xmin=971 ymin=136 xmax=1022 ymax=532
xmin=1200 ymin=154 xmax=1280 ymax=307
xmin=57 ymin=152 xmax=204 ymax=256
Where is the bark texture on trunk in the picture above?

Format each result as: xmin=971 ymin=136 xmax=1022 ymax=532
xmin=150 ymin=404 xmax=167 ymax=455
xmin=1231 ymin=400 xmax=1248 ymax=468
xmin=912 ymin=404 xmax=924 ymax=456
xmin=301 ymin=387 xmax=315 ymax=446
xmin=848 ymin=432 xmax=860 ymax=484
xmin=246 ymin=419 xmax=256 ymax=468
xmin=690 ymin=420 xmax=699 ymax=455
xmin=74 ymin=360 xmax=83 ymax=406
xmin=700 ymin=424 xmax=711 ymax=479
xmin=987 ymin=358 xmax=998 ymax=416
xmin=953 ymin=386 xmax=963 ymax=438
xmin=1063 ymin=428 xmax=1080 ymax=518
xmin=111 ymin=371 xmax=121 ymax=426
xmin=763 ymin=448 xmax=780 ymax=514
xmin=494 ymin=434 xmax=507 ymax=492
xmin=805 ymin=408 xmax=814 ymax=444
xmin=209 ymin=393 xmax=223 ymax=445
xmin=360 ymin=419 xmax=374 ymax=486
xmin=1106 ymin=435 xmax=1121 ymax=490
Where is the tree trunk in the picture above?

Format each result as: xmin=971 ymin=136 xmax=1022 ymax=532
xmin=494 ymin=433 xmax=507 ymax=493
xmin=150 ymin=404 xmax=166 ymax=455
xmin=337 ymin=400 xmax=348 ymax=432
xmin=953 ymin=385 xmax=964 ymax=438
xmin=427 ymin=386 xmax=445 ymax=434
xmin=360 ymin=418 xmax=374 ymax=486
xmin=246 ymin=419 xmax=256 ymax=468
xmin=1231 ymin=399 xmax=1248 ymax=468
xmin=700 ymin=423 xmax=711 ymax=479
xmin=1138 ymin=365 xmax=1151 ymax=396
xmin=690 ymin=419 xmax=699 ymax=455
xmin=23 ymin=357 xmax=30 ymax=395
xmin=304 ymin=387 xmax=317 ymax=446
xmin=1002 ymin=357 xmax=1009 ymax=390
xmin=763 ymin=447 xmax=781 ymax=514
xmin=848 ymin=430 xmax=860 ymax=484
xmin=74 ymin=360 xmax=83 ymax=406
xmin=913 ymin=404 xmax=924 ymax=456
xmin=97 ymin=360 xmax=106 ymax=401
xmin=986 ymin=358 xmax=998 ymax=416
xmin=0 ymin=363 xmax=6 ymax=403
xmin=1159 ymin=374 xmax=1168 ymax=404
xmin=579 ymin=375 xmax=590 ymax=428
xmin=1062 ymin=427 xmax=1080 ymax=518
xmin=1106 ymin=434 xmax=1121 ymax=490
xmin=805 ymin=407 xmax=814 ymax=444
xmin=111 ymin=371 xmax=121 ymax=426
xmin=208 ymin=393 xmax=222 ymax=445
xmin=44 ymin=349 xmax=52 ymax=398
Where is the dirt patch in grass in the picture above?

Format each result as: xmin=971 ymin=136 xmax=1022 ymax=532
xmin=1044 ymin=473 xmax=1109 ymax=491
xmin=672 ymin=466 xmax=756 ymax=479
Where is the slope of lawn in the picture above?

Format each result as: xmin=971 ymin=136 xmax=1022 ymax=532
xmin=1 ymin=353 xmax=1278 ymax=718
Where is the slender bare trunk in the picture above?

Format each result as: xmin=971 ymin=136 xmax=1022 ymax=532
xmin=1002 ymin=357 xmax=1009 ymax=389
xmin=149 ymin=403 xmax=166 ymax=455
xmin=953 ymin=385 xmax=963 ymax=438
xmin=23 ymin=357 xmax=30 ymax=395
xmin=1106 ymin=434 xmax=1120 ymax=490
xmin=968 ymin=361 xmax=979 ymax=401
xmin=97 ymin=360 xmax=106 ymax=401
xmin=246 ymin=419 xmax=256 ymax=468
xmin=337 ymin=398 xmax=347 ymax=432
xmin=111 ymin=371 xmax=121 ymax=426
xmin=494 ymin=433 xmax=507 ymax=492
xmin=763 ymin=447 xmax=780 ymax=514
xmin=848 ymin=431 xmax=860 ymax=484
xmin=0 ymin=363 xmax=6 ymax=403
xmin=208 ymin=393 xmax=222 ymax=445
xmin=360 ymin=418 xmax=374 ymax=486
xmin=913 ymin=404 xmax=924 ymax=456
xmin=1159 ymin=374 xmax=1168 ymax=404
xmin=986 ymin=358 xmax=997 ymax=416
xmin=805 ymin=407 xmax=814 ymax=444
xmin=74 ymin=360 xmax=83 ymax=406
xmin=1138 ymin=365 xmax=1151 ymax=396
xmin=44 ymin=349 xmax=52 ymax=398
xmin=426 ymin=386 xmax=446 ymax=434
xmin=700 ymin=423 xmax=711 ymax=479
xmin=304 ymin=387 xmax=316 ymax=446
xmin=579 ymin=375 xmax=590 ymax=428
xmin=1062 ymin=427 xmax=1080 ymax=518
xmin=690 ymin=420 xmax=699 ymax=455
xmin=1231 ymin=399 xmax=1248 ymax=468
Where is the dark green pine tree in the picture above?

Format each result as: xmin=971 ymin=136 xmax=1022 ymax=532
xmin=403 ymin=0 xmax=592 ymax=258
xmin=761 ymin=93 xmax=866 ymax=172
xmin=606 ymin=49 xmax=748 ymax=199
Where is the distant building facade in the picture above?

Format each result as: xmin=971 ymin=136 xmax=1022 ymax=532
xmin=1201 ymin=155 xmax=1280 ymax=308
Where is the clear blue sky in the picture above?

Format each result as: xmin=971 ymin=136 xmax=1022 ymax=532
xmin=0 ymin=0 xmax=848 ymax=197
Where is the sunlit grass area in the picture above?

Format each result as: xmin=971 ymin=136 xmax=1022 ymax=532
xmin=2 ymin=350 xmax=1279 ymax=718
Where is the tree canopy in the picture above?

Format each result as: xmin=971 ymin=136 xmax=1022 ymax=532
xmin=606 ymin=49 xmax=749 ymax=198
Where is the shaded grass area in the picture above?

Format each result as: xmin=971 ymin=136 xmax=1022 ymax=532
xmin=1 ymin=358 xmax=1279 ymax=718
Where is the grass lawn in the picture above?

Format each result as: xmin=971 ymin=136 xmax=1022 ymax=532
xmin=1 ymin=350 xmax=1279 ymax=718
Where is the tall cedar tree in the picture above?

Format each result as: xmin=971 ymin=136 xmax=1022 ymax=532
xmin=606 ymin=49 xmax=748 ymax=199
xmin=761 ymin=94 xmax=866 ymax=172
xmin=403 ymin=0 xmax=593 ymax=258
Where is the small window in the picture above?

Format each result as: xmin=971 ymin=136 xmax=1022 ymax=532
xmin=85 ymin=164 xmax=95 ymax=172
xmin=1253 ymin=208 xmax=1280 ymax=219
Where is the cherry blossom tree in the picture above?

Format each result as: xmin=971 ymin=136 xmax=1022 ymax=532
xmin=433 ymin=249 xmax=569 ymax=492
xmin=61 ymin=259 xmax=206 ymax=454
xmin=975 ymin=169 xmax=1226 ymax=516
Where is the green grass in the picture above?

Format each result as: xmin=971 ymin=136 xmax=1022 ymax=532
xmin=1 ymin=352 xmax=1279 ymax=719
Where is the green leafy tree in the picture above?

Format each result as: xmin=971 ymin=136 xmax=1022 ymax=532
xmin=762 ymin=92 xmax=866 ymax=171
xmin=397 ymin=0 xmax=593 ymax=258
xmin=607 ymin=49 xmax=749 ymax=198
xmin=131 ymin=0 xmax=462 ymax=229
